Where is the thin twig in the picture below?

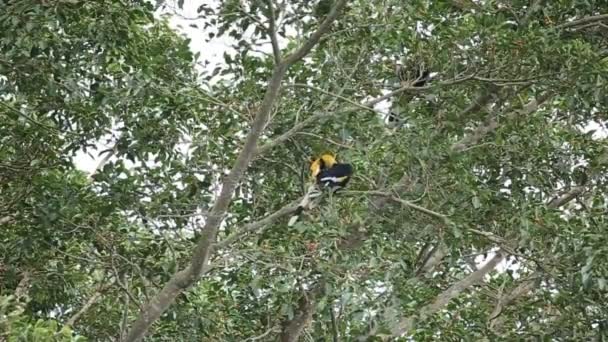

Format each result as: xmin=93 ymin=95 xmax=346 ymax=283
xmin=288 ymin=83 xmax=382 ymax=113
xmin=347 ymin=190 xmax=452 ymax=224
xmin=294 ymin=132 xmax=353 ymax=149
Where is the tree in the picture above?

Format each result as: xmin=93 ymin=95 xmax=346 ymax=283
xmin=2 ymin=0 xmax=608 ymax=341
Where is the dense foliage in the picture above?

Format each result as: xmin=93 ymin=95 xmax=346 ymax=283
xmin=1 ymin=0 xmax=607 ymax=340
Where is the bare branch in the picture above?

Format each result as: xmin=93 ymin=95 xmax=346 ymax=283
xmin=124 ymin=2 xmax=348 ymax=339
xmin=349 ymin=191 xmax=451 ymax=224
xmin=295 ymin=132 xmax=353 ymax=149
xmin=244 ymin=326 xmax=280 ymax=341
xmin=367 ymin=74 xmax=475 ymax=108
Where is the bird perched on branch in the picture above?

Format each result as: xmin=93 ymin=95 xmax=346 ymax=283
xmin=310 ymin=153 xmax=354 ymax=191
xmin=287 ymin=153 xmax=354 ymax=227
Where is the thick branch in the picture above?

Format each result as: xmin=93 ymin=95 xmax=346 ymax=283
xmin=123 ymin=2 xmax=347 ymax=340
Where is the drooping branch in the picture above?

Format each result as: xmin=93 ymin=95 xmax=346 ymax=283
xmin=123 ymin=1 xmax=349 ymax=340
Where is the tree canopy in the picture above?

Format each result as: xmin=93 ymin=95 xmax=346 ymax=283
xmin=1 ymin=0 xmax=608 ymax=341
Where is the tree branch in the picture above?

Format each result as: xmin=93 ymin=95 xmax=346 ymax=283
xmin=348 ymin=191 xmax=452 ymax=224
xmin=387 ymin=251 xmax=505 ymax=338
xmin=547 ymin=186 xmax=585 ymax=208
xmin=282 ymin=0 xmax=348 ymax=65
xmin=214 ymin=197 xmax=302 ymax=250
xmin=556 ymin=13 xmax=608 ymax=29
xmin=288 ymin=83 xmax=382 ymax=114
xmin=257 ymin=74 xmax=475 ymax=157
xmin=65 ymin=285 xmax=107 ymax=328
xmin=454 ymin=86 xmax=499 ymax=119
xmin=279 ymin=281 xmax=325 ymax=342
xmin=265 ymin=0 xmax=281 ymax=65
xmin=451 ymin=92 xmax=552 ymax=152
xmin=487 ymin=273 xmax=541 ymax=330
xmin=123 ymin=2 xmax=348 ymax=340
xmin=485 ymin=184 xmax=588 ymax=330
